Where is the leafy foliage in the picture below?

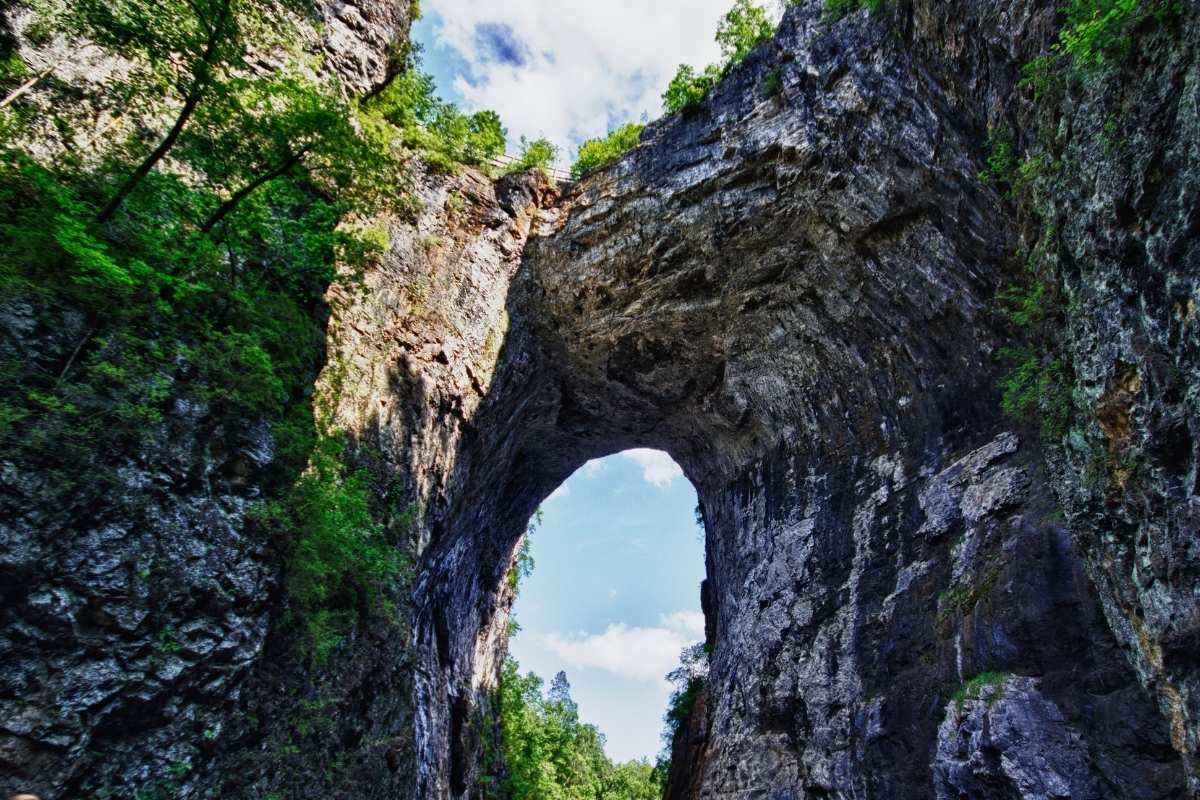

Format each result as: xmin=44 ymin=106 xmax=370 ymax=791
xmin=998 ymin=350 xmax=1073 ymax=440
xmin=362 ymin=68 xmax=507 ymax=173
xmin=661 ymin=643 xmax=709 ymax=746
xmin=715 ymin=0 xmax=775 ymax=64
xmin=0 ymin=154 xmax=327 ymax=509
xmin=487 ymin=657 xmax=665 ymax=800
xmin=571 ymin=123 xmax=645 ymax=179
xmin=997 ymin=230 xmax=1074 ymax=439
xmin=762 ymin=68 xmax=784 ymax=98
xmin=508 ymin=509 xmax=541 ymax=594
xmin=978 ymin=124 xmax=1019 ymax=190
xmin=663 ymin=63 xmax=724 ymax=115
xmin=1059 ymin=0 xmax=1180 ymax=65
xmin=506 ymin=136 xmax=560 ymax=177
xmin=1018 ymin=0 xmax=1181 ymax=101
xmin=1 ymin=0 xmax=496 ymax=669
xmin=822 ymin=0 xmax=885 ymax=22
xmin=280 ymin=434 xmax=410 ymax=661
xmin=663 ymin=0 xmax=775 ymax=114
xmin=952 ymin=672 xmax=1011 ymax=711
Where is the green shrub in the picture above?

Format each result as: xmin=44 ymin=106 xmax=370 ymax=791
xmin=663 ymin=63 xmax=723 ymax=114
xmin=570 ymin=123 xmax=645 ymax=179
xmin=1059 ymin=0 xmax=1180 ymax=65
xmin=998 ymin=350 xmax=1073 ymax=440
xmin=363 ymin=69 xmax=507 ymax=172
xmin=715 ymin=0 xmax=776 ymax=64
xmin=992 ymin=221 xmax=1074 ymax=442
xmin=277 ymin=434 xmax=413 ymax=663
xmin=287 ymin=437 xmax=407 ymax=592
xmin=762 ymin=68 xmax=784 ymax=98
xmin=505 ymin=136 xmax=560 ymax=177
xmin=663 ymin=0 xmax=776 ymax=115
xmin=823 ymin=0 xmax=885 ymax=23
xmin=132 ymin=759 xmax=193 ymax=800
xmin=978 ymin=124 xmax=1019 ymax=190
xmin=1019 ymin=54 xmax=1060 ymax=99
xmin=662 ymin=642 xmax=709 ymax=743
xmin=1019 ymin=0 xmax=1181 ymax=103
xmin=951 ymin=672 xmax=1011 ymax=711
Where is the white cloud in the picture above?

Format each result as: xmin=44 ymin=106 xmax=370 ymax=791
xmin=619 ymin=449 xmax=684 ymax=488
xmin=659 ymin=610 xmax=706 ymax=637
xmin=540 ymin=614 xmax=703 ymax=684
xmin=422 ymin=0 xmax=784 ymax=162
xmin=580 ymin=459 xmax=607 ymax=478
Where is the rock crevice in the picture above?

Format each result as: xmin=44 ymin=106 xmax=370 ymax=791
xmin=2 ymin=0 xmax=1198 ymax=798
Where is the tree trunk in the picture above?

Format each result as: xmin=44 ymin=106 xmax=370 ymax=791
xmin=199 ymin=146 xmax=311 ymax=233
xmin=95 ymin=0 xmax=231 ymax=223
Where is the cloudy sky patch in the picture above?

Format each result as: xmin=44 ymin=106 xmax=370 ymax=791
xmin=619 ymin=449 xmax=685 ymax=488
xmin=412 ymin=0 xmax=751 ymax=161
xmin=472 ymin=22 xmax=532 ymax=67
xmin=540 ymin=612 xmax=705 ymax=686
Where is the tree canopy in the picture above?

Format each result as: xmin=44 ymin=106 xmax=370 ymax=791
xmin=663 ymin=0 xmax=776 ymax=114
xmin=488 ymin=657 xmax=666 ymax=800
xmin=571 ymin=122 xmax=645 ymax=179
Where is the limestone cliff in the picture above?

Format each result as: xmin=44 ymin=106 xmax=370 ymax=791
xmin=1 ymin=0 xmax=1198 ymax=798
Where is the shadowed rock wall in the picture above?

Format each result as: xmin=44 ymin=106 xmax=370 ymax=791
xmin=2 ymin=0 xmax=1198 ymax=798
xmin=402 ymin=1 xmax=1198 ymax=797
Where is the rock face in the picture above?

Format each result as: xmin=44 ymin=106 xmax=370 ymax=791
xmin=320 ymin=0 xmax=416 ymax=96
xmin=0 ymin=296 xmax=282 ymax=798
xmin=2 ymin=0 xmax=1199 ymax=798
xmin=402 ymin=1 xmax=1198 ymax=797
xmin=1042 ymin=12 xmax=1200 ymax=788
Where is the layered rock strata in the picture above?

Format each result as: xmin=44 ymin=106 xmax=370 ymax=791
xmin=2 ymin=0 xmax=1199 ymax=798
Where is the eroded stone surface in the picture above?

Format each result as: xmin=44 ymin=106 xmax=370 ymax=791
xmin=2 ymin=0 xmax=1199 ymax=797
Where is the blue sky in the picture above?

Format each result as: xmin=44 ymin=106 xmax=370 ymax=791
xmin=410 ymin=0 xmax=750 ymax=163
xmin=509 ymin=450 xmax=706 ymax=763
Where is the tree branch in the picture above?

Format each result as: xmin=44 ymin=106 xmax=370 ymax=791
xmin=199 ymin=144 xmax=313 ymax=233
xmin=95 ymin=0 xmax=233 ymax=223
xmin=0 ymin=45 xmax=97 ymax=110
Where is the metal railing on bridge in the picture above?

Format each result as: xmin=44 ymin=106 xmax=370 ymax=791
xmin=482 ymin=154 xmax=574 ymax=188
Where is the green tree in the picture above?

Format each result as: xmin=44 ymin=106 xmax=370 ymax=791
xmin=601 ymin=760 xmax=663 ymax=800
xmin=490 ymin=655 xmax=659 ymax=800
xmin=822 ymin=0 xmax=885 ymax=22
xmin=181 ymin=72 xmax=400 ymax=232
xmin=466 ymin=109 xmax=508 ymax=162
xmin=661 ymin=0 xmax=775 ymax=115
xmin=663 ymin=63 xmax=722 ymax=114
xmin=52 ymin=0 xmax=318 ymax=221
xmin=662 ymin=642 xmax=709 ymax=744
xmin=715 ymin=0 xmax=775 ymax=64
xmin=571 ymin=122 xmax=645 ymax=179
xmin=506 ymin=136 xmax=559 ymax=177
xmin=361 ymin=66 xmax=508 ymax=171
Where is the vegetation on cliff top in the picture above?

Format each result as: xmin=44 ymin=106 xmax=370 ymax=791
xmin=571 ymin=123 xmax=645 ymax=180
xmin=506 ymin=135 xmax=561 ymax=178
xmin=663 ymin=0 xmax=776 ymax=114
xmin=565 ymin=0 xmax=779 ymax=179
xmin=0 ymin=0 xmax=506 ymax=665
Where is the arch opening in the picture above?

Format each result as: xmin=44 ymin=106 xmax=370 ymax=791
xmin=505 ymin=449 xmax=706 ymax=768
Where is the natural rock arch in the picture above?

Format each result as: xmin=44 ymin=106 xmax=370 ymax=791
xmin=327 ymin=5 xmax=1187 ymax=797
xmin=4 ymin=0 xmax=1196 ymax=797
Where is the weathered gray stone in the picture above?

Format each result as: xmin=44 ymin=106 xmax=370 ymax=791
xmin=2 ymin=0 xmax=1199 ymax=798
